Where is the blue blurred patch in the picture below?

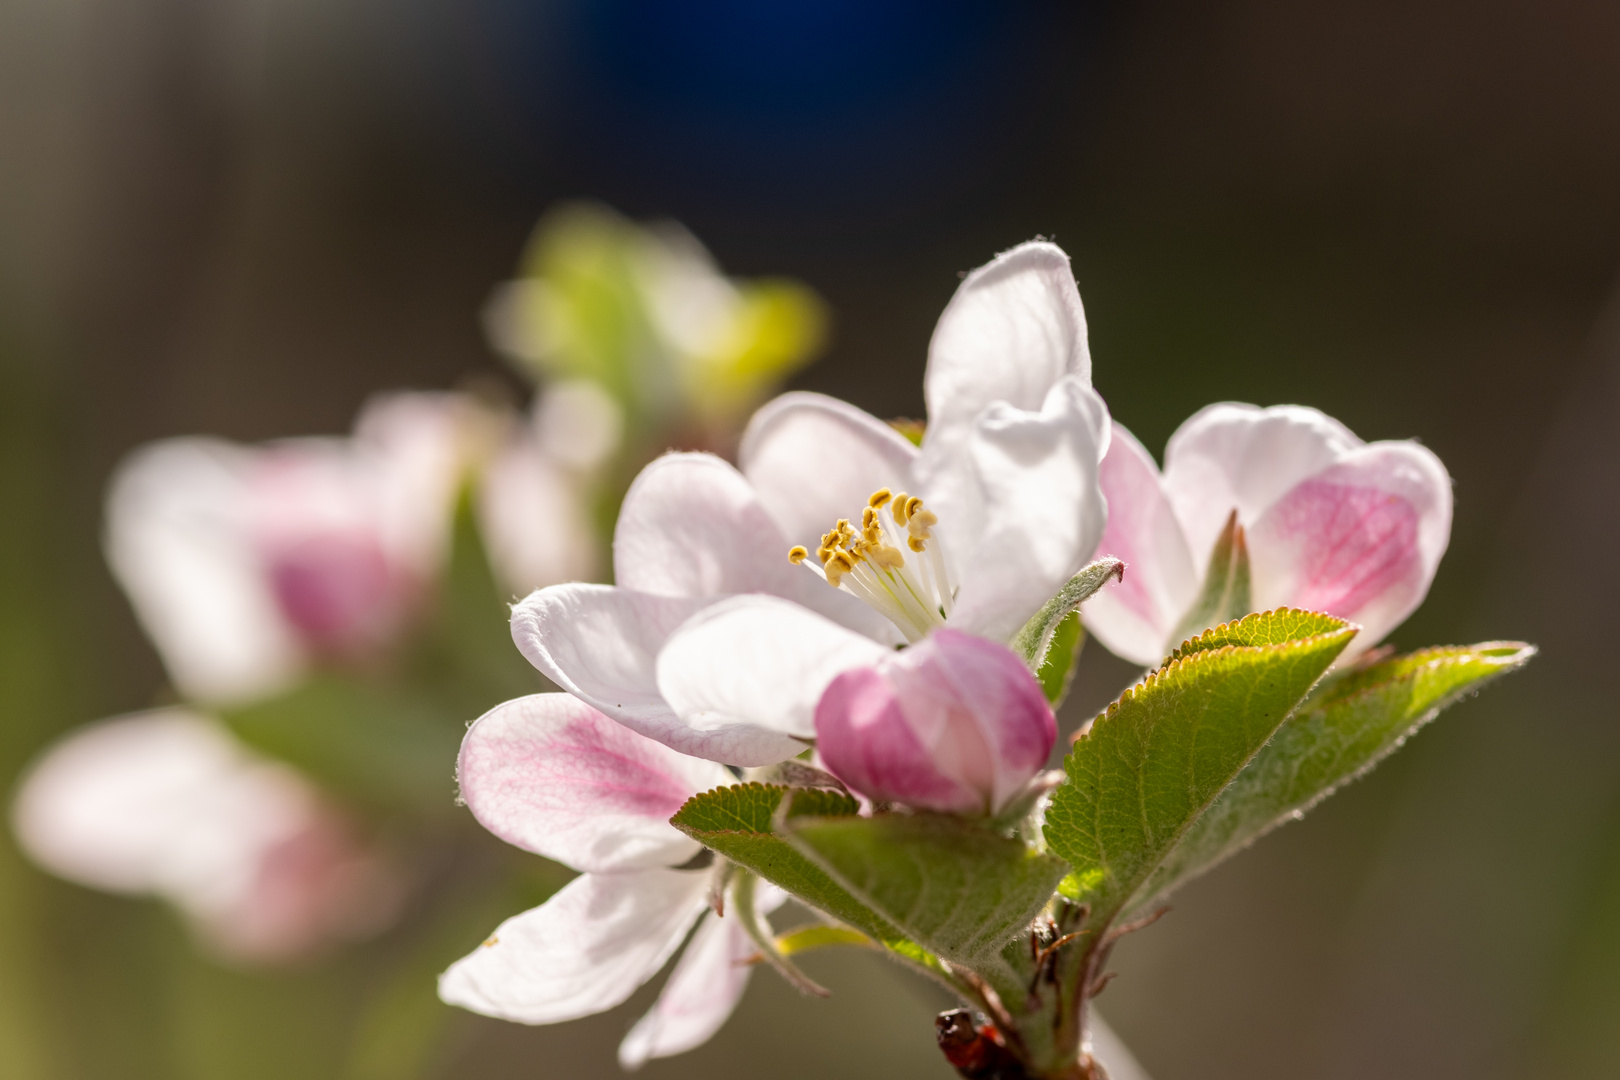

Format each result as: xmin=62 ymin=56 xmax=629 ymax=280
xmin=462 ymin=0 xmax=1108 ymax=220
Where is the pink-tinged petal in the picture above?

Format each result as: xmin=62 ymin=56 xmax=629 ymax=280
xmin=655 ymin=595 xmax=890 ymax=766
xmin=614 ymin=453 xmax=799 ymax=599
xmin=738 ymin=392 xmax=919 ymax=551
xmin=477 ymin=433 xmax=597 ymax=594
xmin=104 ymin=439 xmax=305 ymax=704
xmin=1162 ymin=403 xmax=1363 ymax=566
xmin=816 ymin=630 xmax=1056 ymax=815
xmin=1083 ymin=423 xmax=1200 ymax=666
xmin=618 ymin=910 xmax=751 ymax=1067
xmin=10 ymin=709 xmax=396 ymax=963
xmin=439 ymin=869 xmax=711 ymax=1025
xmin=457 ymin=694 xmax=731 ymax=873
xmin=1249 ymin=441 xmax=1451 ymax=653
xmin=927 ymin=377 xmax=1111 ymax=644
xmin=618 ymin=883 xmax=786 ymax=1068
xmin=923 ymin=242 xmax=1091 ymax=463
xmin=248 ymin=437 xmax=435 ymax=655
xmin=510 ymin=584 xmax=712 ymax=743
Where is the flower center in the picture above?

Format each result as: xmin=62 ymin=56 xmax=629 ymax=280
xmin=788 ymin=488 xmax=955 ymax=643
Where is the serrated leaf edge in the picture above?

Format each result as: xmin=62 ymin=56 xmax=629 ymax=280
xmin=1164 ymin=606 xmax=1355 ymax=666
xmin=1078 ymin=615 xmax=1359 ymax=748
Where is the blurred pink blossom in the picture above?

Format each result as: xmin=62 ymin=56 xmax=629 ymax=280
xmin=106 ymin=391 xmax=594 ymax=705
xmin=11 ymin=709 xmax=398 ymax=963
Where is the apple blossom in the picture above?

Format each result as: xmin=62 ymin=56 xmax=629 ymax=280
xmin=106 ymin=391 xmax=591 ymax=705
xmin=814 ymin=629 xmax=1056 ymax=815
xmin=512 ymin=241 xmax=1110 ymax=768
xmin=10 ymin=709 xmax=396 ymax=962
xmin=438 ymin=693 xmax=783 ymax=1066
xmin=1083 ymin=404 xmax=1453 ymax=665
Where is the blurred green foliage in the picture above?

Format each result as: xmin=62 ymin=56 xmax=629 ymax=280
xmin=502 ymin=203 xmax=827 ymax=445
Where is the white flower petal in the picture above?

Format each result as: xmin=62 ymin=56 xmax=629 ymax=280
xmin=1161 ymin=403 xmax=1362 ymax=565
xmin=478 ymin=433 xmax=597 ymax=594
xmin=510 ymin=584 xmax=712 ymax=744
xmin=922 ymin=242 xmax=1090 ymax=464
xmin=457 ymin=694 xmax=731 ymax=874
xmin=438 ymin=869 xmax=711 ymax=1025
xmin=613 ymin=451 xmax=904 ymax=647
xmin=104 ymin=440 xmax=304 ymax=705
xmin=738 ymin=392 xmax=919 ymax=550
xmin=614 ymin=453 xmax=799 ymax=599
xmin=1248 ymin=441 xmax=1452 ymax=654
xmin=618 ymin=910 xmax=754 ymax=1068
xmin=619 ymin=882 xmax=786 ymax=1068
xmin=656 ymin=595 xmax=890 ymax=766
xmin=1083 ymin=423 xmax=1200 ymax=665
xmin=927 ymin=377 xmax=1111 ymax=644
xmin=532 ymin=378 xmax=624 ymax=471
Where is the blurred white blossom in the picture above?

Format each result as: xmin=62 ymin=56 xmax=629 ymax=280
xmin=12 ymin=709 xmax=398 ymax=963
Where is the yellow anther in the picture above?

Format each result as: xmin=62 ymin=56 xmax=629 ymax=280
xmin=869 ymin=544 xmax=906 ymax=569
xmin=904 ymin=496 xmax=925 ymax=521
xmin=824 ymin=551 xmax=855 ymax=588
xmin=892 ymin=492 xmax=912 ymax=525
xmin=862 ymin=506 xmax=877 ymax=529
xmin=788 ymin=546 xmax=808 ymax=565
xmin=908 ymin=536 xmax=928 ymax=553
xmin=907 ymin=507 xmax=938 ymax=539
xmin=868 ymin=488 xmax=893 ymax=509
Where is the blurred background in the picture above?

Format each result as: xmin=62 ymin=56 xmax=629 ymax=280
xmin=3 ymin=0 xmax=1620 ymax=1077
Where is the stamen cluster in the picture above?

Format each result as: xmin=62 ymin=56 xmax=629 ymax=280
xmin=787 ymin=488 xmax=954 ymax=642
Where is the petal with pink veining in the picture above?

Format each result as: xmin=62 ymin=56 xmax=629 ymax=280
xmin=1249 ymin=441 xmax=1451 ymax=653
xmin=1162 ymin=403 xmax=1362 ymax=565
xmin=816 ymin=630 xmax=1055 ymax=815
xmin=457 ymin=694 xmax=732 ymax=874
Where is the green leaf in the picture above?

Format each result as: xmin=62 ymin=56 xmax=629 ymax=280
xmin=783 ymin=811 xmax=1070 ymax=966
xmin=1043 ymin=608 xmax=1355 ymax=926
xmin=1013 ymin=558 xmax=1125 ymax=676
xmin=1035 ymin=612 xmax=1086 ymax=706
xmin=670 ymin=784 xmax=903 ymax=946
xmin=1167 ymin=510 xmax=1252 ymax=645
xmin=731 ymin=870 xmax=829 ymax=997
xmin=1131 ymin=641 xmax=1536 ymax=910
xmin=772 ymin=923 xmax=874 ymax=957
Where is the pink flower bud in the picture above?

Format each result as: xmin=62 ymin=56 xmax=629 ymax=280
xmin=813 ymin=629 xmax=1055 ymax=815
